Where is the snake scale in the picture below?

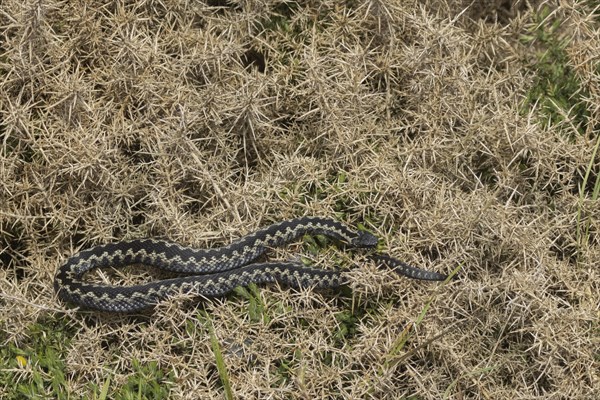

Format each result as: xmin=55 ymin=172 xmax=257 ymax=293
xmin=54 ymin=217 xmax=448 ymax=312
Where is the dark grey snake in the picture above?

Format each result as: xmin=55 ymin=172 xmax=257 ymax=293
xmin=54 ymin=217 xmax=448 ymax=312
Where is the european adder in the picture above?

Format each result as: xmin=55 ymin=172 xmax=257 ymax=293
xmin=54 ymin=217 xmax=448 ymax=312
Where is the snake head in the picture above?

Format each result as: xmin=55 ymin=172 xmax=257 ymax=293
xmin=351 ymin=231 xmax=379 ymax=248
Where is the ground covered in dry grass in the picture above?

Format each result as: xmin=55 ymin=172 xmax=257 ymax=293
xmin=1 ymin=0 xmax=599 ymax=398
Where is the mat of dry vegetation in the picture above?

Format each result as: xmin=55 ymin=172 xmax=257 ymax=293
xmin=1 ymin=0 xmax=598 ymax=398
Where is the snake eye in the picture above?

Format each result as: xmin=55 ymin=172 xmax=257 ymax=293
xmin=353 ymin=232 xmax=378 ymax=248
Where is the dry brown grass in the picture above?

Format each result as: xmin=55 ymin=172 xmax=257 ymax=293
xmin=1 ymin=0 xmax=598 ymax=398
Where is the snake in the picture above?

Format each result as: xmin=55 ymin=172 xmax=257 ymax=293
xmin=54 ymin=217 xmax=448 ymax=313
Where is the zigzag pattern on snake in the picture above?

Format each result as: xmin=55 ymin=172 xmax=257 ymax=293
xmin=54 ymin=217 xmax=448 ymax=312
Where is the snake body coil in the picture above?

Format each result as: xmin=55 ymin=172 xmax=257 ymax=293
xmin=54 ymin=217 xmax=447 ymax=312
